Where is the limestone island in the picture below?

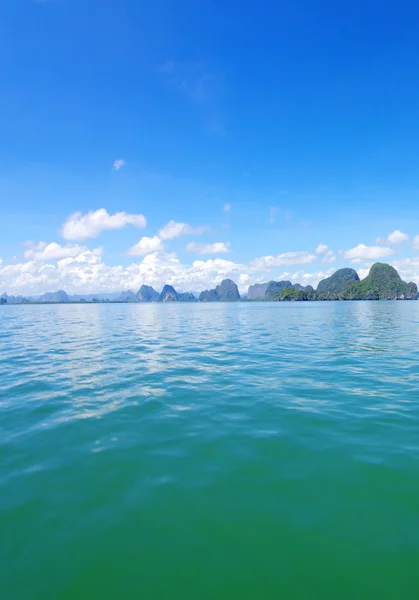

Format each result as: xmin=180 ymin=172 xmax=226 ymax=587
xmin=1 ymin=263 xmax=418 ymax=304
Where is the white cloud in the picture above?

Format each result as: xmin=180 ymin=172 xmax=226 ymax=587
xmin=288 ymin=268 xmax=335 ymax=288
xmin=61 ymin=209 xmax=147 ymax=241
xmin=412 ymin=235 xmax=419 ymax=250
xmin=127 ymin=236 xmax=164 ymax=256
xmin=344 ymin=244 xmax=393 ymax=264
xmin=223 ymin=203 xmax=231 ymax=213
xmin=322 ymin=250 xmax=336 ymax=263
xmin=3 ymin=242 xmax=417 ymax=298
xmin=249 ymin=251 xmax=316 ymax=272
xmin=0 ymin=248 xmax=247 ymax=296
xmin=377 ymin=229 xmax=408 ymax=245
xmin=316 ymin=244 xmax=328 ymax=254
xmin=185 ymin=241 xmax=230 ymax=255
xmin=158 ymin=220 xmax=207 ymax=240
xmin=113 ymin=159 xmax=125 ymax=171
xmin=24 ymin=241 xmax=91 ymax=261
xmin=315 ymin=244 xmax=335 ymax=262
xmin=390 ymin=256 xmax=419 ymax=285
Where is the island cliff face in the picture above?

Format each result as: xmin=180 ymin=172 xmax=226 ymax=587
xmin=199 ymin=279 xmax=240 ymax=302
xmin=248 ymin=283 xmax=269 ymax=300
xmin=160 ymin=285 xmax=179 ymax=302
xmin=264 ymin=280 xmax=292 ymax=300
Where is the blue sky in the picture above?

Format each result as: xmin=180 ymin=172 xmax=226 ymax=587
xmin=1 ymin=0 xmax=419 ymax=294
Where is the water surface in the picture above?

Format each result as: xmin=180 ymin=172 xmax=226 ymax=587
xmin=1 ymin=302 xmax=419 ymax=599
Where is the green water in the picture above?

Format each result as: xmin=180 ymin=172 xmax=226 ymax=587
xmin=1 ymin=302 xmax=419 ymax=599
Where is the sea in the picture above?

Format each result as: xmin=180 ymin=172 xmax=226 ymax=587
xmin=1 ymin=301 xmax=419 ymax=599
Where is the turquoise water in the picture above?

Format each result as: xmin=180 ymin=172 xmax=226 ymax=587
xmin=1 ymin=302 xmax=419 ymax=599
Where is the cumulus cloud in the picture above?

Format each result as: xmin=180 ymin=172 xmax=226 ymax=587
xmin=390 ymin=256 xmax=419 ymax=285
xmin=223 ymin=203 xmax=231 ymax=213
xmin=316 ymin=244 xmax=328 ymax=254
xmin=0 ymin=248 xmax=247 ymax=296
xmin=0 ymin=249 xmax=296 ymax=296
xmin=127 ymin=236 xmax=164 ymax=256
xmin=248 ymin=251 xmax=316 ymax=272
xmin=412 ymin=235 xmax=419 ymax=250
xmin=113 ymin=159 xmax=125 ymax=171
xmin=344 ymin=244 xmax=393 ymax=264
xmin=288 ymin=268 xmax=336 ymax=288
xmin=321 ymin=250 xmax=336 ymax=263
xmin=24 ymin=242 xmax=91 ymax=261
xmin=61 ymin=209 xmax=147 ymax=241
xmin=315 ymin=244 xmax=335 ymax=263
xmin=377 ymin=230 xmax=409 ymax=245
xmin=158 ymin=220 xmax=207 ymax=240
xmin=185 ymin=241 xmax=230 ymax=254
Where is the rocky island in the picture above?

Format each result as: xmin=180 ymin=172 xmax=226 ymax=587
xmin=1 ymin=263 xmax=418 ymax=304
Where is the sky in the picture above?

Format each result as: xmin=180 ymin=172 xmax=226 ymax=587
xmin=1 ymin=0 xmax=419 ymax=295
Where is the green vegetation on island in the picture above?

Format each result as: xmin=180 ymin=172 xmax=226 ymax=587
xmin=339 ymin=263 xmax=418 ymax=300
xmin=316 ymin=268 xmax=360 ymax=300
xmin=275 ymin=287 xmax=313 ymax=301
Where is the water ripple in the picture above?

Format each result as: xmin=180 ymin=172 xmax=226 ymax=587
xmin=1 ymin=302 xmax=419 ymax=598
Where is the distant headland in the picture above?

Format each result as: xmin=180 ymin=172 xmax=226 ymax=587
xmin=1 ymin=263 xmax=418 ymax=304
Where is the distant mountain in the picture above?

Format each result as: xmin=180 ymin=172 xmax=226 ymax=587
xmin=38 ymin=290 xmax=69 ymax=303
xmin=158 ymin=285 xmax=197 ymax=302
xmin=2 ymin=264 xmax=418 ymax=305
xmin=316 ymin=269 xmax=359 ymax=300
xmin=136 ymin=284 xmax=159 ymax=302
xmin=247 ymin=281 xmax=314 ymax=300
xmin=115 ymin=290 xmax=136 ymax=302
xmin=340 ymin=263 xmax=418 ymax=300
xmin=199 ymin=289 xmax=219 ymax=302
xmin=199 ymin=279 xmax=240 ymax=302
xmin=265 ymin=280 xmax=292 ymax=300
xmin=177 ymin=292 xmax=197 ymax=302
xmin=1 ymin=293 xmax=25 ymax=304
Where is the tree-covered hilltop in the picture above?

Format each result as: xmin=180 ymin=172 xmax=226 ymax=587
xmin=316 ymin=268 xmax=360 ymax=300
xmin=339 ymin=263 xmax=418 ymax=300
xmin=270 ymin=263 xmax=418 ymax=301
xmin=274 ymin=286 xmax=314 ymax=301
xmin=264 ymin=280 xmax=292 ymax=300
xmin=292 ymin=283 xmax=315 ymax=293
